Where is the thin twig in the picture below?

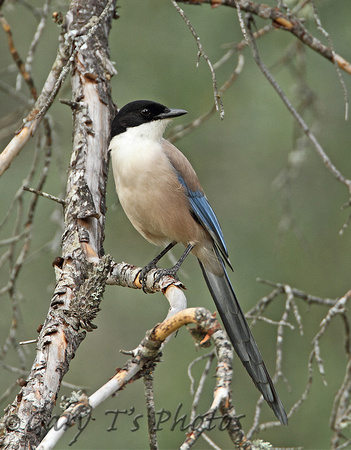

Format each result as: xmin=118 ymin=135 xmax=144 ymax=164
xmin=310 ymin=0 xmax=349 ymax=120
xmin=0 ymin=13 xmax=38 ymax=99
xmin=189 ymin=352 xmax=215 ymax=424
xmin=22 ymin=186 xmax=65 ymax=206
xmin=246 ymin=314 xmax=295 ymax=330
xmin=187 ymin=350 xmax=215 ymax=395
xmin=256 ymin=278 xmax=337 ymax=307
xmin=0 ymin=0 xmax=116 ymax=176
xmin=16 ymin=0 xmax=52 ymax=92
xmin=233 ymin=0 xmax=249 ymax=45
xmin=246 ymin=15 xmax=351 ymax=199
xmin=144 ymin=370 xmax=158 ymax=450
xmin=170 ymin=0 xmax=224 ymax=118
xmin=168 ymin=54 xmax=244 ymax=143
xmin=178 ymin=0 xmax=351 ymax=75
xmin=19 ymin=339 xmax=38 ymax=346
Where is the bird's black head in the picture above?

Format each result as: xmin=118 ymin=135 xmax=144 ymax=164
xmin=110 ymin=100 xmax=187 ymax=138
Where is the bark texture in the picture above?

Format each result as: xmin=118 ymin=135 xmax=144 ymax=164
xmin=1 ymin=1 xmax=116 ymax=447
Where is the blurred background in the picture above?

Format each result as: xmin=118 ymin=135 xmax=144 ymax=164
xmin=0 ymin=0 xmax=350 ymax=448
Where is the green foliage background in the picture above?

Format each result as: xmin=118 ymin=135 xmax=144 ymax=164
xmin=0 ymin=0 xmax=350 ymax=448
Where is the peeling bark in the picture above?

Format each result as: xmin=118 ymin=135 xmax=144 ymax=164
xmin=0 ymin=1 xmax=117 ymax=448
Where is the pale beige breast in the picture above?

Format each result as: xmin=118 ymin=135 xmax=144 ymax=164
xmin=119 ymin=159 xmax=206 ymax=247
xmin=111 ymin=138 xmax=205 ymax=246
xmin=110 ymin=134 xmax=222 ymax=273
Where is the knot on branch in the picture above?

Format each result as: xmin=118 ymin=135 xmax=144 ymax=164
xmin=66 ymin=179 xmax=100 ymax=220
xmin=60 ymin=390 xmax=92 ymax=425
xmin=67 ymin=255 xmax=113 ymax=331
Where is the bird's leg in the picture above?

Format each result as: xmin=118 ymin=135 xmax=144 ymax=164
xmin=139 ymin=241 xmax=177 ymax=290
xmin=152 ymin=243 xmax=195 ymax=286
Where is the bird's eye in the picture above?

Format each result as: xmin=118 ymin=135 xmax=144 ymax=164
xmin=141 ymin=108 xmax=150 ymax=117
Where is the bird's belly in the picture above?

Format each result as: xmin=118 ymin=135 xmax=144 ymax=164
xmin=111 ymin=139 xmax=208 ymax=249
xmin=116 ymin=168 xmax=202 ymax=248
xmin=118 ymin=182 xmax=172 ymax=246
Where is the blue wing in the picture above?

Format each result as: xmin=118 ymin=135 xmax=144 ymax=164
xmin=177 ymin=174 xmax=233 ymax=270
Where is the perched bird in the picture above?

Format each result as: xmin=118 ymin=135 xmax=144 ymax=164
xmin=109 ymin=100 xmax=288 ymax=425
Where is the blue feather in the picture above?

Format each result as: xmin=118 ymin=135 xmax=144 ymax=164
xmin=177 ymin=174 xmax=232 ymax=269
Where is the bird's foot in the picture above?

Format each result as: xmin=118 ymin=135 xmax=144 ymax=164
xmin=139 ymin=263 xmax=180 ymax=292
xmin=153 ymin=266 xmax=180 ymax=286
xmin=139 ymin=261 xmax=158 ymax=293
xmin=139 ymin=242 xmax=191 ymax=292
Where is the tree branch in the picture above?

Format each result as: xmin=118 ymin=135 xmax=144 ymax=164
xmin=244 ymin=15 xmax=351 ymax=201
xmin=0 ymin=0 xmax=117 ymax=447
xmin=178 ymin=0 xmax=351 ymax=75
xmin=0 ymin=0 xmax=117 ymax=176
xmin=170 ymin=0 xmax=224 ymax=118
xmin=37 ymin=308 xmax=246 ymax=449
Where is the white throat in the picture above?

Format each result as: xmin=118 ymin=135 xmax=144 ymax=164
xmin=109 ymin=119 xmax=172 ymax=186
xmin=112 ymin=119 xmax=171 ymax=146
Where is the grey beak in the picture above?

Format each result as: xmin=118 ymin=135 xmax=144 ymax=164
xmin=155 ymin=108 xmax=188 ymax=120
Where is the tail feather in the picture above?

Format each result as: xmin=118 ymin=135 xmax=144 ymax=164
xmin=198 ymin=257 xmax=288 ymax=425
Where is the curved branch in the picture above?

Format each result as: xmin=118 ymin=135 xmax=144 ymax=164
xmin=0 ymin=0 xmax=117 ymax=177
xmin=37 ymin=308 xmax=244 ymax=449
xmin=178 ymin=0 xmax=351 ymax=75
xmin=244 ymin=16 xmax=351 ymax=200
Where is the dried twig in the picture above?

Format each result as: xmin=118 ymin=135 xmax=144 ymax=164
xmin=178 ymin=0 xmax=351 ymax=75
xmin=248 ymin=280 xmax=351 ymax=441
xmin=310 ymin=0 xmax=349 ymax=120
xmin=189 ymin=351 xmax=216 ymax=424
xmin=330 ymin=358 xmax=351 ymax=449
xmin=187 ymin=350 xmax=216 ymax=395
xmin=0 ymin=13 xmax=38 ymax=99
xmin=245 ymin=15 xmax=351 ymax=202
xmin=144 ymin=369 xmax=158 ymax=450
xmin=168 ymin=54 xmax=244 ymax=142
xmin=37 ymin=308 xmax=241 ymax=449
xmin=255 ymin=278 xmax=337 ymax=307
xmin=170 ymin=0 xmax=224 ymax=118
xmin=22 ymin=186 xmax=65 ymax=206
xmin=0 ymin=0 xmax=116 ymax=176
xmin=15 ymin=0 xmax=52 ymax=92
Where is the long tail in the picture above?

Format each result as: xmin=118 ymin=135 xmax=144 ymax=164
xmin=198 ymin=257 xmax=288 ymax=425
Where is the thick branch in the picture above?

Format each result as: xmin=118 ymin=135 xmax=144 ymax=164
xmin=0 ymin=1 xmax=116 ymax=447
xmin=37 ymin=308 xmax=243 ymax=449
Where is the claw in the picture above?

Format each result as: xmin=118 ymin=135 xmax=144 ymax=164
xmin=138 ymin=243 xmax=194 ymax=292
xmin=153 ymin=267 xmax=180 ymax=287
xmin=139 ymin=261 xmax=157 ymax=293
